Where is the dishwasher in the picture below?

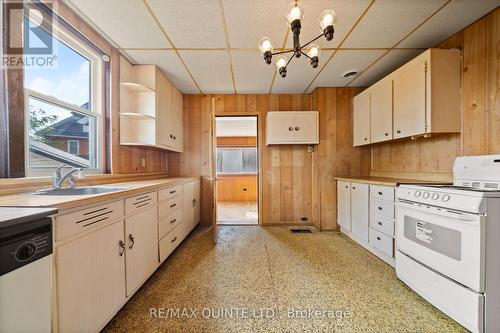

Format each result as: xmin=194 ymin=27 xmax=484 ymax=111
xmin=0 ymin=207 xmax=57 ymax=333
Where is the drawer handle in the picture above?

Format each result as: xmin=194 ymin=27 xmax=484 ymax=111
xmin=128 ymin=234 xmax=135 ymax=249
xmin=192 ymin=198 xmax=196 ymax=207
xmin=170 ymin=190 xmax=176 ymax=194
xmin=378 ymin=221 xmax=382 ymax=226
xmin=378 ymin=191 xmax=383 ymax=195
xmin=396 ymin=130 xmax=401 ymax=134
xmin=119 ymin=240 xmax=125 ymax=256
xmin=170 ymin=203 xmax=177 ymax=208
xmin=171 ymin=237 xmax=177 ymax=243
xmin=376 ymin=236 xmax=381 ymax=241
xmin=170 ymin=218 xmax=177 ymax=224
xmin=378 ymin=207 xmax=382 ymax=211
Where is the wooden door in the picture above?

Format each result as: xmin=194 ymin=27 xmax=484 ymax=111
xmin=266 ymin=112 xmax=294 ymax=144
xmin=124 ymin=207 xmax=158 ymax=296
xmin=56 ymin=220 xmax=126 ymax=333
xmin=370 ymin=79 xmax=393 ymax=143
xmin=172 ymin=87 xmax=184 ymax=151
xmin=292 ymin=112 xmax=318 ymax=143
xmin=393 ymin=56 xmax=427 ymax=139
xmin=350 ymin=183 xmax=369 ymax=243
xmin=353 ymin=91 xmax=370 ymax=146
xmin=156 ymin=71 xmax=173 ymax=147
xmin=211 ymin=113 xmax=218 ymax=244
xmin=337 ymin=181 xmax=351 ymax=231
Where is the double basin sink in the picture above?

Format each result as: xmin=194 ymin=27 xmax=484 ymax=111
xmin=35 ymin=187 xmax=129 ymax=196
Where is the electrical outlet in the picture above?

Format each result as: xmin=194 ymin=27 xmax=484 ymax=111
xmin=141 ymin=158 xmax=146 ymax=168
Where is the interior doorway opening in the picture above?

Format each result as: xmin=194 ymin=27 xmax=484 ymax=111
xmin=215 ymin=116 xmax=258 ymax=225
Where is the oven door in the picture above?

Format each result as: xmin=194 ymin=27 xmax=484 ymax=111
xmin=396 ymin=199 xmax=485 ymax=292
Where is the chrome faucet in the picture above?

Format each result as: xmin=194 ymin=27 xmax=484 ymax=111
xmin=53 ymin=165 xmax=84 ymax=190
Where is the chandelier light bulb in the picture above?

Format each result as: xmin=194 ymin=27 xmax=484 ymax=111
xmin=276 ymin=56 xmax=287 ymax=69
xmin=308 ymin=44 xmax=320 ymax=58
xmin=319 ymin=10 xmax=336 ymax=30
xmin=287 ymin=3 xmax=304 ymax=23
xmin=258 ymin=37 xmax=273 ymax=53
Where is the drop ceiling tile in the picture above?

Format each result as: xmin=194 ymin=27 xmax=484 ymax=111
xmin=399 ymin=0 xmax=500 ymax=48
xmin=146 ymin=0 xmax=226 ymax=48
xmin=349 ymin=49 xmax=424 ymax=87
xmin=232 ymin=50 xmax=274 ymax=93
xmin=179 ymin=50 xmax=233 ymax=93
xmin=224 ymin=0 xmax=289 ymax=49
xmin=308 ymin=50 xmax=385 ymax=91
xmin=124 ymin=50 xmax=199 ymax=94
xmin=272 ymin=50 xmax=334 ymax=93
xmin=343 ymin=0 xmax=448 ymax=48
xmin=65 ymin=0 xmax=168 ymax=48
xmin=285 ymin=0 xmax=372 ymax=49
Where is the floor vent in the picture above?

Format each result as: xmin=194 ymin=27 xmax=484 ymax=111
xmin=290 ymin=228 xmax=314 ymax=234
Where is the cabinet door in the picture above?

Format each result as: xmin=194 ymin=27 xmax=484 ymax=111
xmin=56 ymin=221 xmax=126 ymax=333
xmin=292 ymin=112 xmax=318 ymax=143
xmin=266 ymin=112 xmax=294 ymax=144
xmin=125 ymin=207 xmax=158 ymax=296
xmin=193 ymin=180 xmax=200 ymax=228
xmin=370 ymin=79 xmax=393 ymax=143
xmin=350 ymin=183 xmax=369 ymax=243
xmin=353 ymin=91 xmax=370 ymax=146
xmin=172 ymin=87 xmax=184 ymax=152
xmin=156 ymin=72 xmax=173 ymax=147
xmin=337 ymin=181 xmax=351 ymax=231
xmin=393 ymin=56 xmax=426 ymax=139
xmin=182 ymin=181 xmax=195 ymax=236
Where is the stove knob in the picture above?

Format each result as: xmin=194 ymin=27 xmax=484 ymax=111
xmin=431 ymin=193 xmax=440 ymax=200
xmin=442 ymin=194 xmax=451 ymax=202
xmin=422 ymin=192 xmax=430 ymax=199
xmin=414 ymin=191 xmax=421 ymax=198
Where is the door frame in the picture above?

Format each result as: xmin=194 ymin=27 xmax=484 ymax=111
xmin=212 ymin=112 xmax=262 ymax=226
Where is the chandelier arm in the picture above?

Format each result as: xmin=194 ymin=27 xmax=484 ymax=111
xmin=271 ymin=49 xmax=295 ymax=56
xmin=299 ymin=33 xmax=324 ymax=50
xmin=300 ymin=51 xmax=312 ymax=60
xmin=284 ymin=55 xmax=294 ymax=68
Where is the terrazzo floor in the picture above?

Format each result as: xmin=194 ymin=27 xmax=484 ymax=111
xmin=102 ymin=226 xmax=466 ymax=333
xmin=217 ymin=201 xmax=258 ymax=225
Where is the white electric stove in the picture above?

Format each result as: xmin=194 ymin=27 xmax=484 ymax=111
xmin=395 ymin=154 xmax=500 ymax=333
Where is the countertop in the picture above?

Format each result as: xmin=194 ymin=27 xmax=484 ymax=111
xmin=0 ymin=177 xmax=198 ymax=211
xmin=334 ymin=176 xmax=450 ymax=187
xmin=0 ymin=207 xmax=58 ymax=229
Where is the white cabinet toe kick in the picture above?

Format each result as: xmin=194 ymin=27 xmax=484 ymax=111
xmin=52 ymin=178 xmax=200 ymax=333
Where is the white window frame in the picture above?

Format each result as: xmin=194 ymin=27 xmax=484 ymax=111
xmin=67 ymin=140 xmax=80 ymax=155
xmin=24 ymin=14 xmax=103 ymax=177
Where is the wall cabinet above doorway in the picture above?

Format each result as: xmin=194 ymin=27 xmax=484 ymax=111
xmin=266 ymin=111 xmax=319 ymax=145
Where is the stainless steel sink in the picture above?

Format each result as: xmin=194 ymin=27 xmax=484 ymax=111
xmin=35 ymin=187 xmax=129 ymax=196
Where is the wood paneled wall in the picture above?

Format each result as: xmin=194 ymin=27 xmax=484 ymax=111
xmin=217 ymin=136 xmax=257 ymax=147
xmin=370 ymin=8 xmax=500 ymax=180
xmin=172 ymin=92 xmax=371 ymax=230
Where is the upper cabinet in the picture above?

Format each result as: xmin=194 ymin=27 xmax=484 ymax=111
xmin=353 ymin=48 xmax=460 ymax=147
xmin=266 ymin=111 xmax=319 ymax=145
xmin=119 ymin=57 xmax=183 ymax=152
xmin=353 ymin=91 xmax=370 ymax=146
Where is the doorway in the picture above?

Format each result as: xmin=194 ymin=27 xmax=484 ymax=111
xmin=215 ymin=116 xmax=258 ymax=225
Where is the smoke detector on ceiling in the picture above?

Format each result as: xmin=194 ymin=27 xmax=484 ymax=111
xmin=342 ymin=70 xmax=359 ymax=78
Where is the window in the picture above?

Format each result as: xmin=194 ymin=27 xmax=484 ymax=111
xmin=24 ymin=15 xmax=102 ymax=176
xmin=67 ymin=140 xmax=80 ymax=155
xmin=217 ymin=148 xmax=258 ymax=174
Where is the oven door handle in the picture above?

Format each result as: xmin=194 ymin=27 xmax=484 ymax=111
xmin=396 ymin=199 xmax=481 ymax=223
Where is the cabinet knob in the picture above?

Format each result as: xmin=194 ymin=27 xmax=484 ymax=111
xmin=289 ymin=127 xmax=293 ymax=131
xmin=396 ymin=130 xmax=401 ymax=134
xmin=295 ymin=126 xmax=300 ymax=131
xmin=385 ymin=133 xmax=389 ymax=136
xmin=378 ymin=206 xmax=383 ymax=211
xmin=378 ymin=221 xmax=383 ymax=226
xmin=171 ymin=237 xmax=177 ymax=243
xmin=192 ymin=198 xmax=197 ymax=207
xmin=376 ymin=236 xmax=381 ymax=241
xmin=378 ymin=191 xmax=383 ymax=195
xmin=352 ymin=186 xmax=356 ymax=190
xmin=364 ymin=137 xmax=367 ymax=141
xmin=170 ymin=134 xmax=173 ymax=138
xmin=345 ymin=185 xmax=348 ymax=189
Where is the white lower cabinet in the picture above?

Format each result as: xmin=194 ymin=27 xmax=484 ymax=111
xmin=56 ymin=220 xmax=126 ymax=333
xmin=124 ymin=206 xmax=158 ymax=296
xmin=54 ymin=179 xmax=200 ymax=333
xmin=337 ymin=180 xmax=396 ymax=266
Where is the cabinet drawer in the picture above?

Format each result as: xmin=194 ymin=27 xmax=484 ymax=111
xmin=158 ymin=196 xmax=182 ymax=220
xmin=159 ymin=228 xmax=181 ymax=262
xmin=370 ymin=198 xmax=395 ymax=219
xmin=125 ymin=192 xmax=157 ymax=215
xmin=55 ymin=200 xmax=124 ymax=241
xmin=369 ymin=228 xmax=394 ymax=258
xmin=370 ymin=185 xmax=395 ymax=202
xmin=159 ymin=210 xmax=182 ymax=239
xmin=158 ymin=185 xmax=183 ymax=202
xmin=369 ymin=212 xmax=394 ymax=237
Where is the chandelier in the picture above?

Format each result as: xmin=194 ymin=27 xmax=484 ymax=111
xmin=259 ymin=1 xmax=336 ymax=78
